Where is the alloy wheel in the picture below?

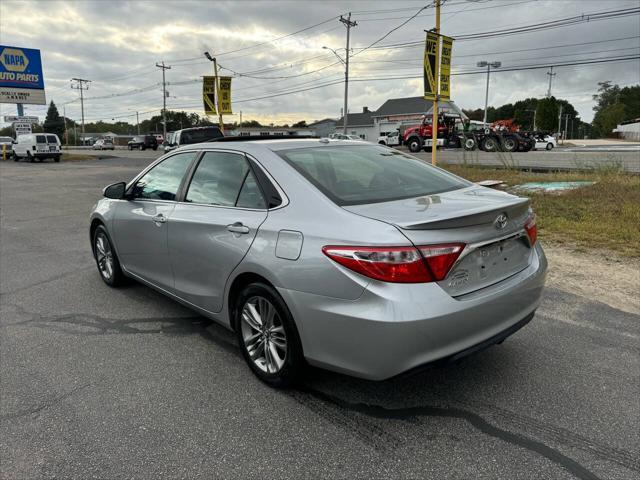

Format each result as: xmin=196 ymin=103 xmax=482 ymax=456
xmin=95 ymin=232 xmax=114 ymax=280
xmin=240 ymin=296 xmax=287 ymax=374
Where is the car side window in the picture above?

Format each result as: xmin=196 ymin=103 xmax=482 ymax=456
xmin=185 ymin=151 xmax=265 ymax=208
xmin=131 ymin=151 xmax=196 ymax=201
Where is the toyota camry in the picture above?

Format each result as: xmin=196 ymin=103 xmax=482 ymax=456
xmin=90 ymin=139 xmax=547 ymax=387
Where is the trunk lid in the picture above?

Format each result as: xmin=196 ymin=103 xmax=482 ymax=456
xmin=343 ymin=186 xmax=534 ymax=296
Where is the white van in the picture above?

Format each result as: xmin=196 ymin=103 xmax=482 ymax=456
xmin=13 ymin=133 xmax=62 ymax=162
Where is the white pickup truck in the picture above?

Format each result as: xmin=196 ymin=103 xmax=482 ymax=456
xmin=377 ymin=131 xmax=401 ymax=147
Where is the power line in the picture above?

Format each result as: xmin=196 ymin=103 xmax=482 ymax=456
xmin=70 ymin=78 xmax=91 ymax=140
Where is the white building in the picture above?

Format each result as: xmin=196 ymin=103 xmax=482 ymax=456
xmin=613 ymin=119 xmax=640 ymax=141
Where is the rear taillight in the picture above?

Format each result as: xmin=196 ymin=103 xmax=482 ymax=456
xmin=322 ymin=243 xmax=464 ymax=283
xmin=525 ymin=212 xmax=537 ymax=245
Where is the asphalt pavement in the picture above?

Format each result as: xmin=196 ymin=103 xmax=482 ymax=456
xmin=1 ymin=156 xmax=638 ymax=479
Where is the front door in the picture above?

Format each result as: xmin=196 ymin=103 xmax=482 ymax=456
xmin=113 ymin=151 xmax=197 ymax=289
xmin=169 ymin=150 xmax=268 ymax=312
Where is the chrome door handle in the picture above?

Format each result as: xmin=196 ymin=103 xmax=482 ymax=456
xmin=152 ymin=214 xmax=167 ymax=224
xmin=227 ymin=222 xmax=250 ymax=234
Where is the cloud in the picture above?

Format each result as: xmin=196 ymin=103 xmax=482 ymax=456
xmin=1 ymin=0 xmax=638 ymax=126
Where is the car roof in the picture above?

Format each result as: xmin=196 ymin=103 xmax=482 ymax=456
xmin=175 ymin=138 xmax=370 ymax=153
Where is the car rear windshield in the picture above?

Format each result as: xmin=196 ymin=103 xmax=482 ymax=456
xmin=36 ymin=135 xmax=46 ymax=143
xmin=278 ymin=145 xmax=471 ymax=206
xmin=180 ymin=127 xmax=223 ymax=145
xmin=46 ymin=135 xmax=58 ymax=144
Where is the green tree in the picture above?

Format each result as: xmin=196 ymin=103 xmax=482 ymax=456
xmin=535 ymin=97 xmax=559 ymax=131
xmin=43 ymin=101 xmax=65 ymax=138
xmin=592 ymin=103 xmax=626 ymax=137
xmin=292 ymin=120 xmax=307 ymax=128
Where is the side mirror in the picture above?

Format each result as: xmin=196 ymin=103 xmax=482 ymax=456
xmin=103 ymin=182 xmax=126 ymax=199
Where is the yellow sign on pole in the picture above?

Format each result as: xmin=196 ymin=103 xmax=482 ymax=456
xmin=218 ymin=76 xmax=232 ymax=114
xmin=440 ymin=35 xmax=453 ymax=100
xmin=423 ymin=31 xmax=438 ymax=100
xmin=203 ymin=76 xmax=217 ymax=115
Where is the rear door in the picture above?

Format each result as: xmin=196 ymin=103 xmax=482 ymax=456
xmin=169 ymin=150 xmax=268 ymax=313
xmin=112 ymin=151 xmax=197 ymax=289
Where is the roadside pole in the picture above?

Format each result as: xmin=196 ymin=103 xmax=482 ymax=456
xmin=431 ymin=0 xmax=440 ymax=166
xmin=156 ymin=62 xmax=171 ymax=141
xmin=557 ymin=104 xmax=563 ymax=143
xmin=212 ymin=57 xmax=224 ymax=134
xmin=340 ymin=13 xmax=357 ymax=135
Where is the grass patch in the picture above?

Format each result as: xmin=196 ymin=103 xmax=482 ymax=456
xmin=441 ymin=164 xmax=640 ymax=257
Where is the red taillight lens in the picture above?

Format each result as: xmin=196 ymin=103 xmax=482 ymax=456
xmin=322 ymin=243 xmax=464 ymax=283
xmin=525 ymin=212 xmax=537 ymax=245
xmin=418 ymin=244 xmax=465 ymax=281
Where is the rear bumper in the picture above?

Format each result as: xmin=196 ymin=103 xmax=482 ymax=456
xmin=279 ymin=243 xmax=547 ymax=380
xmin=34 ymin=151 xmax=60 ymax=157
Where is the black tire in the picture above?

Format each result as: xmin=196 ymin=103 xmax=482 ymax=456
xmin=54 ymin=156 xmax=60 ymax=163
xmin=481 ymin=137 xmax=499 ymax=152
xmin=12 ymin=151 xmax=18 ymax=162
xmin=27 ymin=151 xmax=34 ymax=163
xmin=152 ymin=146 xmax=158 ymax=151
xmin=546 ymin=143 xmax=554 ymax=151
xmin=234 ymin=282 xmax=304 ymax=388
xmin=128 ymin=145 xmax=132 ymax=150
xmin=92 ymin=225 xmax=125 ymax=287
xmin=141 ymin=145 xmax=145 ymax=151
xmin=378 ymin=140 xmax=386 ymax=146
xmin=463 ymin=138 xmax=477 ymax=151
xmin=407 ymin=137 xmax=422 ymax=153
xmin=502 ymin=136 xmax=518 ymax=152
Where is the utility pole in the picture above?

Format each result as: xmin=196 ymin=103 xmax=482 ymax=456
xmin=477 ymin=61 xmax=501 ymax=127
xmin=70 ymin=78 xmax=90 ymax=144
xmin=431 ymin=0 xmax=441 ymax=166
xmin=239 ymin=110 xmax=243 ymax=127
xmin=156 ymin=61 xmax=171 ymax=140
xmin=203 ymin=52 xmax=225 ymax=133
xmin=62 ymin=105 xmax=68 ymax=147
xmin=564 ymin=114 xmax=570 ymax=144
xmin=546 ymin=66 xmax=556 ymax=97
xmin=525 ymin=108 xmax=537 ymax=130
xmin=557 ymin=104 xmax=563 ymax=141
xmin=338 ymin=13 xmax=357 ymax=134
xmin=136 ymin=111 xmax=140 ymax=135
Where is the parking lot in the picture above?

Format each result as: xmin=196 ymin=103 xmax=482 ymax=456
xmin=1 ymin=155 xmax=638 ymax=479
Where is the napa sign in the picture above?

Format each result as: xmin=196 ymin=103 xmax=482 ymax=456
xmin=0 ymin=45 xmax=46 ymax=105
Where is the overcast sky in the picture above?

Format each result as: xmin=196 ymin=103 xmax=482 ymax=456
xmin=1 ymin=0 xmax=638 ymax=128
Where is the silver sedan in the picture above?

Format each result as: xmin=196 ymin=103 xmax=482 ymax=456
xmin=90 ymin=139 xmax=546 ymax=386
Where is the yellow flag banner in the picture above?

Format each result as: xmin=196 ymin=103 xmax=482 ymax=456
xmin=203 ymin=76 xmax=217 ymax=115
xmin=218 ymin=76 xmax=232 ymax=114
xmin=423 ymin=31 xmax=438 ymax=100
xmin=440 ymin=35 xmax=454 ymax=100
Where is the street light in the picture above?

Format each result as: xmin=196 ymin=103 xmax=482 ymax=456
xmin=477 ymin=60 xmax=501 ymax=127
xmin=323 ymin=46 xmax=350 ymax=134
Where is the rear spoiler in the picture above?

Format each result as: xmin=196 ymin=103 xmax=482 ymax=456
xmin=401 ymin=197 xmax=530 ymax=230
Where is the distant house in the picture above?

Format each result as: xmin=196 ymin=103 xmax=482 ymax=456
xmin=613 ymin=118 xmax=640 ymax=141
xmin=308 ymin=118 xmax=337 ymax=138
xmin=334 ymin=107 xmax=375 ymax=140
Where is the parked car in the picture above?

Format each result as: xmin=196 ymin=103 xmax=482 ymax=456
xmin=13 ymin=133 xmax=61 ymax=162
xmin=329 ymin=133 xmax=364 ymax=141
xmin=163 ymin=126 xmax=223 ymax=152
xmin=90 ymin=139 xmax=546 ymax=387
xmin=127 ymin=135 xmax=158 ymax=151
xmin=534 ymin=134 xmax=556 ymax=151
xmin=92 ymin=139 xmax=115 ymax=150
xmin=0 ymin=136 xmax=14 ymax=155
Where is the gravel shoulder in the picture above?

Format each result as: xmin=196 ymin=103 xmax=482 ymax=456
xmin=544 ymin=243 xmax=640 ymax=314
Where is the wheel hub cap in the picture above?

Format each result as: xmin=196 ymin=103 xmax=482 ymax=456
xmin=240 ymin=296 xmax=287 ymax=374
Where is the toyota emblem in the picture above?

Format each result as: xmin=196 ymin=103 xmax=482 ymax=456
xmin=494 ymin=213 xmax=508 ymax=230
